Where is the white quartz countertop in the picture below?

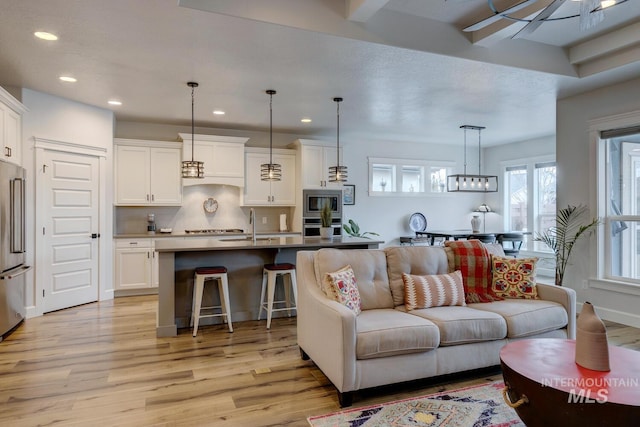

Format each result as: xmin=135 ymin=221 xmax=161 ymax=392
xmin=154 ymin=236 xmax=383 ymax=252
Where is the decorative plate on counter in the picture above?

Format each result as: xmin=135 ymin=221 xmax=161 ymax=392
xmin=203 ymin=198 xmax=218 ymax=213
xmin=409 ymin=212 xmax=427 ymax=232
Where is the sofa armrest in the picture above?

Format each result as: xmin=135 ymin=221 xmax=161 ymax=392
xmin=536 ymin=283 xmax=577 ymax=339
xmin=296 ymin=251 xmax=358 ymax=393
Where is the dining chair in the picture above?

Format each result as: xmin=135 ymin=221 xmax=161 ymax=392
xmin=497 ymin=233 xmax=524 ymax=257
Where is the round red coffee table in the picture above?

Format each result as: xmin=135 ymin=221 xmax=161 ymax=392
xmin=500 ymin=338 xmax=640 ymax=427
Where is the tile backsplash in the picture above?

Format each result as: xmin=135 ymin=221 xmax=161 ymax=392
xmin=115 ymin=184 xmax=294 ymax=234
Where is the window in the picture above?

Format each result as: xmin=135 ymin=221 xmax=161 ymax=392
xmin=368 ymin=157 xmax=454 ymax=196
xmin=602 ymin=127 xmax=640 ymax=283
xmin=503 ymin=157 xmax=556 ymax=252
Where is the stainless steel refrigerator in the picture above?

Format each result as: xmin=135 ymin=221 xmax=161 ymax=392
xmin=0 ymin=159 xmax=29 ymax=341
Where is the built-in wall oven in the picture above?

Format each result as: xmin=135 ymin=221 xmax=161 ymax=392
xmin=302 ymin=189 xmax=343 ymax=237
xmin=0 ymin=159 xmax=29 ymax=341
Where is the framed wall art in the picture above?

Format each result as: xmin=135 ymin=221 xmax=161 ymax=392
xmin=343 ymin=184 xmax=355 ymax=205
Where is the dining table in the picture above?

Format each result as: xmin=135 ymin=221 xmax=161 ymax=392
xmin=415 ymin=230 xmax=528 ymax=245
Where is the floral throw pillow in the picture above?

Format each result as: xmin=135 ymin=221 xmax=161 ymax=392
xmin=402 ymin=270 xmax=466 ymax=311
xmin=325 ymin=265 xmax=361 ymax=315
xmin=491 ymin=256 xmax=539 ymax=299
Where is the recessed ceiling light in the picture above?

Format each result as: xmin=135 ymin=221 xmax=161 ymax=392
xmin=34 ymin=31 xmax=58 ymax=41
xmin=213 ymin=110 xmax=225 ymax=115
xmin=59 ymin=76 xmax=77 ymax=83
xmin=108 ymin=100 xmax=122 ymax=106
xmin=301 ymin=117 xmax=312 ymax=123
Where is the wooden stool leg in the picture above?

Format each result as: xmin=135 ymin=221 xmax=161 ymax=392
xmin=192 ymin=275 xmax=205 ymax=337
xmin=190 ymin=275 xmax=197 ymax=328
xmin=219 ymin=274 xmax=233 ymax=333
xmin=258 ymin=270 xmax=267 ymax=321
xmin=267 ymin=270 xmax=276 ymax=330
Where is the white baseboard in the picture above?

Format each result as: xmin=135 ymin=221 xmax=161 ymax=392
xmin=25 ymin=306 xmax=39 ymax=319
xmin=577 ymin=302 xmax=640 ymax=328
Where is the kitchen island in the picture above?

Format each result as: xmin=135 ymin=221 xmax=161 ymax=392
xmin=154 ymin=236 xmax=382 ymax=337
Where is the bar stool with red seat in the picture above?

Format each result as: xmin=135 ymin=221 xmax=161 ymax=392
xmin=258 ymin=263 xmax=297 ymax=329
xmin=191 ymin=266 xmax=233 ymax=336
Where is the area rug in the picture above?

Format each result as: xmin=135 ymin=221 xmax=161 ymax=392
xmin=308 ymin=381 xmax=524 ymax=427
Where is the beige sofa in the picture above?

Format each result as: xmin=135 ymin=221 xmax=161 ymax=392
xmin=296 ymin=245 xmax=576 ymax=406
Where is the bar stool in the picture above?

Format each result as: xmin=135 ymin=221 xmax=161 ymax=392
xmin=191 ymin=266 xmax=233 ymax=336
xmin=258 ymin=263 xmax=297 ymax=329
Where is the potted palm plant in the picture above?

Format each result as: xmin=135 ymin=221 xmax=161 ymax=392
xmin=320 ymin=199 xmax=333 ymax=239
xmin=534 ymin=205 xmax=600 ymax=286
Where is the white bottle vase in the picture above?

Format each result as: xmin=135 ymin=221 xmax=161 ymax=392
xmin=471 ymin=215 xmax=481 ymax=233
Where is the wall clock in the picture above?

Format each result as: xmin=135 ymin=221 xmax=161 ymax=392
xmin=203 ymin=197 xmax=218 ymax=213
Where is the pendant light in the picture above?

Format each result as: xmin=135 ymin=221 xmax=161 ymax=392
xmin=447 ymin=125 xmax=498 ymax=192
xmin=328 ymin=97 xmax=348 ymax=182
xmin=182 ymin=81 xmax=204 ymax=179
xmin=261 ymin=89 xmax=281 ymax=181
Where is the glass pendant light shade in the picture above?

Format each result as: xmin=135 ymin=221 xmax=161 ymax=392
xmin=182 ymin=81 xmax=204 ymax=179
xmin=447 ymin=125 xmax=497 ymax=192
xmin=261 ymin=89 xmax=281 ymax=181
xmin=328 ymin=97 xmax=348 ymax=183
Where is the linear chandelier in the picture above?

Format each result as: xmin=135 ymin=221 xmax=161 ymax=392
xmin=182 ymin=82 xmax=205 ymax=179
xmin=447 ymin=125 xmax=498 ymax=193
xmin=261 ymin=89 xmax=281 ymax=181
xmin=328 ymin=97 xmax=348 ymax=182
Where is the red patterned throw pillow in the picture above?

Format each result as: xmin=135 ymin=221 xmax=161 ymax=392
xmin=445 ymin=240 xmax=503 ymax=303
xmin=325 ymin=265 xmax=362 ymax=315
xmin=402 ymin=271 xmax=466 ymax=310
xmin=491 ymin=256 xmax=538 ymax=299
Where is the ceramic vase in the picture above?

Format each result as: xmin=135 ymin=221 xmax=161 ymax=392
xmin=575 ymin=302 xmax=610 ymax=371
xmin=320 ymin=227 xmax=333 ymax=239
xmin=471 ymin=215 xmax=481 ymax=234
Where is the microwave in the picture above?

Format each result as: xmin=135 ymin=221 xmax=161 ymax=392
xmin=302 ymin=189 xmax=342 ymax=219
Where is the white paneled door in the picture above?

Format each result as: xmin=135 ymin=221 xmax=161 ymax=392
xmin=40 ymin=150 xmax=100 ymax=313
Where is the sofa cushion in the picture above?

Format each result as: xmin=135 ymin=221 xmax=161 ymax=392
xmin=314 ymin=249 xmax=393 ymax=309
xmin=491 ymin=256 xmax=538 ymax=299
xmin=401 ymin=306 xmax=507 ymax=346
xmin=402 ymin=271 xmax=465 ymax=310
xmin=444 ymin=240 xmax=503 ymax=303
xmin=469 ymin=300 xmax=568 ymax=338
xmin=325 ymin=265 xmax=361 ymax=315
xmin=356 ymin=309 xmax=440 ymax=359
xmin=384 ymin=246 xmax=449 ymax=307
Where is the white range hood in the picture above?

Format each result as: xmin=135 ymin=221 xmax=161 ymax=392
xmin=179 ymin=133 xmax=248 ymax=187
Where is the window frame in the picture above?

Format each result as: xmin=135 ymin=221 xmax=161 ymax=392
xmin=591 ymin=109 xmax=640 ymax=296
xmin=368 ymin=157 xmax=455 ymax=197
xmin=501 ymin=155 xmax=556 ymax=255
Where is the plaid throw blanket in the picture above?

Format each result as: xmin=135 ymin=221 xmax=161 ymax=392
xmin=445 ymin=239 xmax=503 ymax=303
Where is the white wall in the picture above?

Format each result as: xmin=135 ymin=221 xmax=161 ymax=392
xmin=557 ymin=76 xmax=640 ymax=327
xmin=341 ymin=137 xmax=486 ymax=246
xmin=21 ymin=88 xmax=114 ymax=317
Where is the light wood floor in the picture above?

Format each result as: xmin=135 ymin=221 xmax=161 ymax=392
xmin=1 ymin=296 xmax=639 ymax=427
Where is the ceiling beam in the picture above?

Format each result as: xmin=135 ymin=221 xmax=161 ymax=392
xmin=570 ymin=21 xmax=640 ymax=77
xmin=346 ymin=0 xmax=390 ymax=22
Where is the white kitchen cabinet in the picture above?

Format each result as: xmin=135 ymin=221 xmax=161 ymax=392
xmin=292 ymin=139 xmax=344 ymax=189
xmin=0 ymin=87 xmax=26 ymax=166
xmin=114 ymin=239 xmax=155 ymax=290
xmin=114 ymin=139 xmax=182 ymax=206
xmin=243 ymin=148 xmax=296 ymax=206
xmin=179 ymin=133 xmax=248 ymax=186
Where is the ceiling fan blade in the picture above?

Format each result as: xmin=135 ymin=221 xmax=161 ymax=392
xmin=511 ymin=0 xmax=567 ymax=38
xmin=463 ymin=0 xmax=538 ymax=32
